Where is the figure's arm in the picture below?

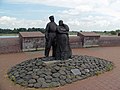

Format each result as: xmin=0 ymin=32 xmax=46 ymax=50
xmin=57 ymin=26 xmax=68 ymax=34
xmin=45 ymin=23 xmax=49 ymax=39
xmin=64 ymin=24 xmax=69 ymax=35
xmin=64 ymin=24 xmax=69 ymax=31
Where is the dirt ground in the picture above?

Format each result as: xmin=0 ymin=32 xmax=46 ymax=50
xmin=0 ymin=47 xmax=120 ymax=90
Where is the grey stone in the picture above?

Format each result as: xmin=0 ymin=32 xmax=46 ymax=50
xmin=15 ymin=76 xmax=21 ymax=81
xmin=34 ymin=83 xmax=42 ymax=88
xmin=46 ymin=80 xmax=52 ymax=83
xmin=54 ymin=66 xmax=60 ymax=71
xmin=16 ymin=79 xmax=25 ymax=84
xmin=81 ymin=71 xmax=86 ymax=75
xmin=66 ymin=75 xmax=72 ymax=79
xmin=44 ymin=71 xmax=52 ymax=75
xmin=32 ymin=66 xmax=39 ymax=69
xmin=28 ymin=84 xmax=34 ymax=87
xmin=26 ymin=68 xmax=33 ymax=71
xmin=14 ymin=74 xmax=19 ymax=77
xmin=59 ymin=75 xmax=66 ymax=80
xmin=27 ymin=71 xmax=33 ymax=75
xmin=59 ymin=80 xmax=66 ymax=86
xmin=28 ymin=79 xmax=36 ymax=84
xmin=60 ymin=67 xmax=66 ymax=70
xmin=76 ymin=75 xmax=83 ymax=80
xmin=84 ymin=69 xmax=90 ymax=73
xmin=19 ymin=73 xmax=26 ymax=77
xmin=41 ymin=82 xmax=49 ymax=88
xmin=52 ymin=78 xmax=59 ymax=82
xmin=36 ymin=70 xmax=43 ymax=75
xmin=31 ymin=61 xmax=37 ymax=64
xmin=52 ymin=73 xmax=60 ymax=78
xmin=81 ymin=64 xmax=86 ymax=68
xmin=13 ymin=72 xmax=19 ymax=76
xmin=32 ymin=75 xmax=39 ymax=79
xmin=86 ymin=73 xmax=91 ymax=77
xmin=59 ymin=70 xmax=66 ymax=75
xmin=72 ymin=78 xmax=78 ymax=82
xmin=65 ymin=71 xmax=71 ymax=75
xmin=41 ymin=63 xmax=46 ymax=67
xmin=26 ymin=64 xmax=33 ymax=67
xmin=40 ymin=74 xmax=46 ymax=78
xmin=65 ymin=79 xmax=72 ymax=84
xmin=33 ymin=69 xmax=39 ymax=72
xmin=45 ymin=75 xmax=52 ymax=80
xmin=51 ymin=68 xmax=57 ymax=73
xmin=50 ymin=82 xmax=60 ymax=87
xmin=36 ymin=62 xmax=43 ymax=66
xmin=21 ymin=81 xmax=28 ymax=86
xmin=37 ymin=78 xmax=45 ymax=83
xmin=23 ymin=75 xmax=32 ymax=81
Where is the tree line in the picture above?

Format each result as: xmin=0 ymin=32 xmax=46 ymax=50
xmin=0 ymin=27 xmax=45 ymax=34
xmin=93 ymin=29 xmax=120 ymax=35
xmin=0 ymin=27 xmax=120 ymax=35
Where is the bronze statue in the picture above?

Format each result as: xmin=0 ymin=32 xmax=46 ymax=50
xmin=55 ymin=20 xmax=72 ymax=60
xmin=45 ymin=16 xmax=57 ymax=57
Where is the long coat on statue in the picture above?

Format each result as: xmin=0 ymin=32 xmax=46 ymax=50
xmin=55 ymin=24 xmax=72 ymax=60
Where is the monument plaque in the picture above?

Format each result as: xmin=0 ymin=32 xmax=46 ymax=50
xmin=71 ymin=69 xmax=81 ymax=75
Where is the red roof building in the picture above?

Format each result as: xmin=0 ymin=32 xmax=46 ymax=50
xmin=19 ymin=32 xmax=45 ymax=51
xmin=19 ymin=32 xmax=44 ymax=38
xmin=77 ymin=32 xmax=100 ymax=47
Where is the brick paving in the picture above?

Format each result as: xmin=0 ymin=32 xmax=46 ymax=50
xmin=0 ymin=47 xmax=120 ymax=90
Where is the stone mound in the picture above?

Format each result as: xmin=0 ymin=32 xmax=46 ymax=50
xmin=7 ymin=55 xmax=114 ymax=88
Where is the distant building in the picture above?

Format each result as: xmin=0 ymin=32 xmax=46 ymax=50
xmin=19 ymin=32 xmax=45 ymax=51
xmin=77 ymin=32 xmax=100 ymax=47
xmin=69 ymin=36 xmax=82 ymax=48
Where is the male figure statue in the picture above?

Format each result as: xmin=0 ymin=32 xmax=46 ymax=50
xmin=45 ymin=16 xmax=57 ymax=57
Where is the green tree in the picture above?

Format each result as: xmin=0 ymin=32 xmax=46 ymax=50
xmin=104 ymin=31 xmax=107 ymax=33
xmin=110 ymin=31 xmax=116 ymax=35
xmin=116 ymin=29 xmax=120 ymax=33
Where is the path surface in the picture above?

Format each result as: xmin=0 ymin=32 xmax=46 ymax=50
xmin=0 ymin=47 xmax=120 ymax=90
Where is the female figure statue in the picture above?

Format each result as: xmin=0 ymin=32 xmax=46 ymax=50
xmin=55 ymin=20 xmax=72 ymax=60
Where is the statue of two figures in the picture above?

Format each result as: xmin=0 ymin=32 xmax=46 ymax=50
xmin=45 ymin=16 xmax=72 ymax=60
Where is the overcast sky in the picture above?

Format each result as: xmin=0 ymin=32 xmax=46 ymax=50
xmin=0 ymin=0 xmax=120 ymax=31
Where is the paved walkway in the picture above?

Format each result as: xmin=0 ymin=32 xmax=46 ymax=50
xmin=0 ymin=47 xmax=120 ymax=90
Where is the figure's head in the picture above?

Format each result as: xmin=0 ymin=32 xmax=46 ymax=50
xmin=49 ymin=16 xmax=54 ymax=22
xmin=59 ymin=20 xmax=63 ymax=26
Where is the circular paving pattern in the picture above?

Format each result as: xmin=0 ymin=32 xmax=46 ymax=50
xmin=7 ymin=55 xmax=114 ymax=88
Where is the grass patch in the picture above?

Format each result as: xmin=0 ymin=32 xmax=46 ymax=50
xmin=106 ymin=63 xmax=114 ymax=71
xmin=0 ymin=34 xmax=18 ymax=36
